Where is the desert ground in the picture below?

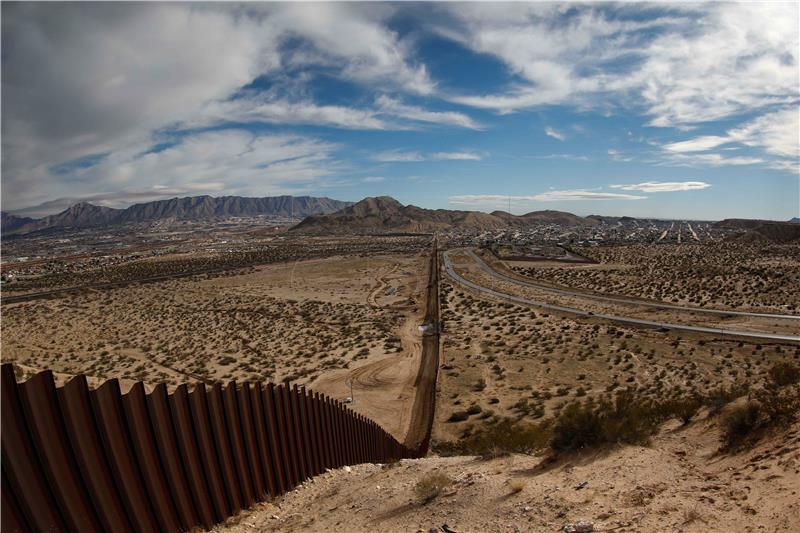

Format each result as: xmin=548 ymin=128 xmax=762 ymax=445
xmin=1 ymin=249 xmax=426 ymax=439
xmin=216 ymin=414 xmax=800 ymax=533
xmin=2 ymin=237 xmax=798 ymax=532
xmin=511 ymin=243 xmax=800 ymax=313
xmin=433 ymin=274 xmax=800 ymax=445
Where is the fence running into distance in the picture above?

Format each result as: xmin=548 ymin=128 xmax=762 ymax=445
xmin=1 ymin=363 xmax=417 ymax=533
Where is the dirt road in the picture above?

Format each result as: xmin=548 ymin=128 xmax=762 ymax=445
xmin=402 ymin=239 xmax=440 ymax=455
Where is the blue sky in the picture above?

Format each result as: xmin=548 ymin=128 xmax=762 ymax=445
xmin=2 ymin=2 xmax=798 ymax=220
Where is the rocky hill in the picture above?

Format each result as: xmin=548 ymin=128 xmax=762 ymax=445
xmin=716 ymin=219 xmax=800 ymax=243
xmin=1 ymin=212 xmax=37 ymax=233
xmin=3 ymin=195 xmax=351 ymax=236
xmin=291 ymin=196 xmax=596 ymax=234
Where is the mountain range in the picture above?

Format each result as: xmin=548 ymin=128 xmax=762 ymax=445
xmin=290 ymin=196 xmax=597 ymax=234
xmin=2 ymin=195 xmax=351 ymax=236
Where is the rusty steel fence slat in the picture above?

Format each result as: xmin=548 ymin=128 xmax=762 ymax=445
xmin=0 ymin=362 xmax=423 ymax=532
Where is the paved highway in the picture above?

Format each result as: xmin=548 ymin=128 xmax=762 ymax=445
xmin=467 ymin=249 xmax=800 ymax=321
xmin=444 ymin=250 xmax=800 ymax=343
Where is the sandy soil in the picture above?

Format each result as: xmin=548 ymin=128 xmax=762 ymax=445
xmin=462 ymin=249 xmax=799 ymax=336
xmin=434 ymin=263 xmax=800 ymax=444
xmin=1 ymin=252 xmax=425 ymax=437
xmin=512 ymin=243 xmax=800 ymax=313
xmin=214 ymin=414 xmax=800 ymax=532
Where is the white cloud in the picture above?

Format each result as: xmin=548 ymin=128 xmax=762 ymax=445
xmin=1 ymin=3 xmax=436 ymax=210
xmin=191 ymin=93 xmax=483 ymax=132
xmin=431 ymin=151 xmax=483 ymax=161
xmin=662 ymin=136 xmax=730 ymax=153
xmin=608 ymin=149 xmax=634 ymax=162
xmin=362 ymin=176 xmax=385 ymax=182
xmin=666 ymin=153 xmax=765 ymax=167
xmin=610 ymin=181 xmax=711 ymax=192
xmin=373 ymin=150 xmax=483 ymax=162
xmin=658 ymin=107 xmax=798 ymax=172
xmin=544 ymin=127 xmax=566 ymax=141
xmin=532 ymin=190 xmax=646 ymax=201
xmin=11 ymin=130 xmax=343 ymax=212
xmin=266 ymin=3 xmax=435 ymax=95
xmin=373 ymin=150 xmax=425 ymax=162
xmin=533 ymin=154 xmax=589 ymax=161
xmin=449 ymin=190 xmax=646 ymax=204
xmin=442 ymin=3 xmax=799 ymax=130
xmin=727 ymin=108 xmax=799 ymax=159
xmin=375 ymin=96 xmax=482 ymax=130
xmin=195 ymin=96 xmax=391 ymax=130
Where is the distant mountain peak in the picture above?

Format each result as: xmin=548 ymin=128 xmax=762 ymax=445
xmin=3 ymin=194 xmax=352 ymax=236
xmin=291 ymin=196 xmax=595 ymax=234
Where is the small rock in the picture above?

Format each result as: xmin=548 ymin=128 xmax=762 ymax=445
xmin=523 ymin=506 xmax=532 ymax=512
xmin=344 ymin=466 xmax=352 ymax=473
xmin=563 ymin=521 xmax=593 ymax=533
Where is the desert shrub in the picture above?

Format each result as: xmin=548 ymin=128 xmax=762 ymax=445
xmin=550 ymin=401 xmax=605 ymax=452
xmin=705 ymin=383 xmax=748 ymax=415
xmin=663 ymin=396 xmax=702 ymax=425
xmin=414 ymin=472 xmax=452 ymax=503
xmin=768 ymin=362 xmax=800 ymax=388
xmin=755 ymin=384 xmax=800 ymax=426
xmin=720 ymin=382 xmax=799 ymax=450
xmin=722 ymin=402 xmax=762 ymax=449
xmin=466 ymin=404 xmax=482 ymax=415
xmin=550 ymin=389 xmax=697 ymax=453
xmin=447 ymin=410 xmax=469 ymax=422
xmin=433 ymin=419 xmax=551 ymax=459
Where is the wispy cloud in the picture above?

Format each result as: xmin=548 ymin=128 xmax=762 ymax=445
xmin=608 ymin=149 xmax=634 ymax=162
xmin=431 ymin=151 xmax=483 ymax=161
xmin=449 ymin=190 xmax=646 ymax=205
xmin=362 ymin=176 xmax=385 ymax=182
xmin=443 ymin=3 xmax=798 ymax=130
xmin=372 ymin=150 xmax=425 ymax=162
xmin=544 ymin=127 xmax=566 ymax=141
xmin=662 ymin=136 xmax=729 ymax=153
xmin=666 ymin=153 xmax=765 ymax=167
xmin=373 ymin=150 xmax=484 ymax=162
xmin=532 ymin=190 xmax=646 ymax=201
xmin=610 ymin=181 xmax=711 ymax=192
xmin=659 ymin=108 xmax=798 ymax=172
xmin=532 ymin=154 xmax=590 ymax=161
xmin=375 ymin=95 xmax=483 ymax=130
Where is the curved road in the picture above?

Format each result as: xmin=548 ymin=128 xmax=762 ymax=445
xmin=469 ymin=249 xmax=800 ymax=321
xmin=444 ymin=250 xmax=800 ymax=343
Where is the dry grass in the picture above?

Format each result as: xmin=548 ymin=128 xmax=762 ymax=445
xmin=508 ymin=479 xmax=526 ymax=494
xmin=414 ymin=472 xmax=453 ymax=503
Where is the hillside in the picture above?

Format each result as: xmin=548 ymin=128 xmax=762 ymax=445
xmin=218 ymin=415 xmax=800 ymax=533
xmin=1 ymin=212 xmax=37 ymax=233
xmin=716 ymin=219 xmax=800 ymax=243
xmin=3 ymin=195 xmax=351 ymax=236
xmin=291 ymin=196 xmax=595 ymax=234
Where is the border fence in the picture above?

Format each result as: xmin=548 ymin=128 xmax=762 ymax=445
xmin=1 ymin=363 xmax=417 ymax=533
